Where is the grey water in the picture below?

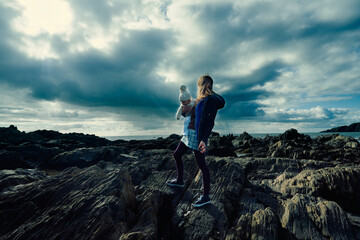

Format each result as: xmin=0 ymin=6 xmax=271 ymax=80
xmin=105 ymin=132 xmax=360 ymax=141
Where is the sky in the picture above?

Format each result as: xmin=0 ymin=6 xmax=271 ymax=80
xmin=0 ymin=0 xmax=360 ymax=136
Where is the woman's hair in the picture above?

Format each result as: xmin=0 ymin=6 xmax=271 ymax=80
xmin=196 ymin=75 xmax=214 ymax=103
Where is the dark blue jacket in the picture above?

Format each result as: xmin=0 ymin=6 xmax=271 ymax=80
xmin=196 ymin=93 xmax=225 ymax=144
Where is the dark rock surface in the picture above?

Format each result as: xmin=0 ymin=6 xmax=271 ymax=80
xmin=0 ymin=125 xmax=360 ymax=239
xmin=212 ymin=129 xmax=360 ymax=163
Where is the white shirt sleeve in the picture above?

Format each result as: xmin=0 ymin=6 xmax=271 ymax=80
xmin=176 ymin=105 xmax=182 ymax=120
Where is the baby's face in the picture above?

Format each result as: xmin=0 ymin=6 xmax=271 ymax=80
xmin=181 ymin=99 xmax=191 ymax=105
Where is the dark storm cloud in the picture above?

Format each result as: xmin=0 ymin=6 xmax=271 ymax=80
xmin=1 ymin=0 xmax=360 ymax=133
xmin=166 ymin=1 xmax=360 ymax=123
xmin=0 ymin=2 xmax=178 ymax=119
xmin=218 ymin=61 xmax=284 ymax=118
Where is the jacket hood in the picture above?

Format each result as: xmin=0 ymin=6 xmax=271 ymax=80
xmin=210 ymin=93 xmax=225 ymax=110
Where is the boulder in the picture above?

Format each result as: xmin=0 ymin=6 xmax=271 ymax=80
xmin=0 ymin=168 xmax=47 ymax=192
xmin=279 ymin=194 xmax=354 ymax=240
xmin=324 ymin=135 xmax=357 ymax=148
xmin=232 ymin=207 xmax=279 ymax=240
xmin=279 ymin=129 xmax=302 ymax=141
xmin=269 ymin=166 xmax=360 ymax=214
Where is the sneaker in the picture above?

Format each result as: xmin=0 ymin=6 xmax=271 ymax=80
xmin=166 ymin=179 xmax=184 ymax=187
xmin=193 ymin=195 xmax=211 ymax=208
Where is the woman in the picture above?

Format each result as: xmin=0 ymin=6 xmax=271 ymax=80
xmin=167 ymin=75 xmax=225 ymax=208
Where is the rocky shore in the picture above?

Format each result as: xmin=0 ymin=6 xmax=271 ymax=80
xmin=0 ymin=125 xmax=359 ymax=239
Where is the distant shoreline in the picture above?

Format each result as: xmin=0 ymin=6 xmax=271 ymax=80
xmin=104 ymin=132 xmax=360 ymax=141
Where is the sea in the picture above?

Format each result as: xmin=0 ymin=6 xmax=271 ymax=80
xmin=105 ymin=132 xmax=360 ymax=142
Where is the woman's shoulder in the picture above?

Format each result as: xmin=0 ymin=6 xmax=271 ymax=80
xmin=205 ymin=93 xmax=225 ymax=109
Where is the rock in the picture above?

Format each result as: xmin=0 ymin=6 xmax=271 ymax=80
xmin=0 ymin=162 xmax=168 ymax=240
xmin=43 ymin=146 xmax=129 ymax=170
xmin=0 ymin=125 xmax=29 ymax=145
xmin=171 ymin=157 xmax=246 ymax=240
xmin=269 ymin=166 xmax=360 ymax=214
xmin=0 ymin=126 xmax=360 ymax=239
xmin=238 ymin=132 xmax=254 ymax=142
xmin=167 ymin=134 xmax=182 ymax=141
xmin=345 ymin=141 xmax=359 ymax=148
xmin=279 ymin=128 xmax=303 ymax=141
xmin=324 ymin=135 xmax=357 ymax=148
xmin=0 ymin=164 xmax=130 ymax=240
xmin=207 ymin=147 xmax=237 ymax=157
xmin=208 ymin=133 xmax=237 ymax=157
xmin=232 ymin=207 xmax=279 ymax=240
xmin=231 ymin=132 xmax=264 ymax=158
xmin=208 ymin=132 xmax=222 ymax=149
xmin=279 ymin=194 xmax=354 ymax=240
xmin=0 ymin=125 xmax=111 ymax=148
xmin=0 ymin=150 xmax=30 ymax=170
xmin=5 ymin=144 xmax=61 ymax=168
xmin=0 ymin=168 xmax=47 ymax=192
xmin=321 ymin=122 xmax=360 ymax=132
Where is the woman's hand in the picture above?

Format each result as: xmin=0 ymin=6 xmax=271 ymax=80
xmin=198 ymin=140 xmax=206 ymax=154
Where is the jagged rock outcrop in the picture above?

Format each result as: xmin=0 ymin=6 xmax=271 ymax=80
xmin=269 ymin=166 xmax=360 ymax=214
xmin=229 ymin=207 xmax=280 ymax=240
xmin=0 ymin=126 xmax=181 ymax=171
xmin=0 ymin=126 xmax=360 ymax=239
xmin=0 ymin=164 xmax=140 ymax=240
xmin=279 ymin=194 xmax=354 ymax=240
xmin=218 ymin=129 xmax=360 ymax=163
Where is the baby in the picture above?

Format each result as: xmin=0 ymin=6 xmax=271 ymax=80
xmin=176 ymin=85 xmax=195 ymax=135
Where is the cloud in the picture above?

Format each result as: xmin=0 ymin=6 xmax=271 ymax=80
xmin=262 ymin=106 xmax=349 ymax=122
xmin=0 ymin=2 xmax=178 ymax=118
xmin=1 ymin=0 xmax=360 ymax=135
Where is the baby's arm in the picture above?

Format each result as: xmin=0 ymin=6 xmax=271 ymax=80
xmin=176 ymin=105 xmax=182 ymax=120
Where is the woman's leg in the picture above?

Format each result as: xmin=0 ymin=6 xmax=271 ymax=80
xmin=173 ymin=141 xmax=189 ymax=182
xmin=194 ymin=150 xmax=210 ymax=195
